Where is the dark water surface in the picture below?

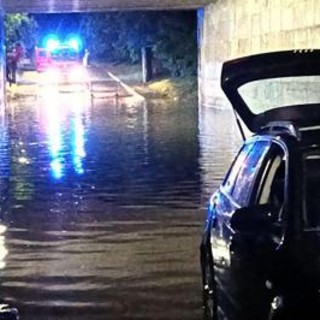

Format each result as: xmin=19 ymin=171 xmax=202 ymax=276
xmin=0 ymin=92 xmax=240 ymax=319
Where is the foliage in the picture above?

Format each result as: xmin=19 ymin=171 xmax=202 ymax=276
xmin=155 ymin=12 xmax=197 ymax=77
xmin=79 ymin=11 xmax=197 ymax=77
xmin=5 ymin=13 xmax=38 ymax=52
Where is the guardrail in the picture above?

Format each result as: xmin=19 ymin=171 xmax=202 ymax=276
xmin=27 ymin=78 xmax=122 ymax=98
xmin=88 ymin=79 xmax=121 ymax=99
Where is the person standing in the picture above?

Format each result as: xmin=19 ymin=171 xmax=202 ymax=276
xmin=9 ymin=43 xmax=24 ymax=84
xmin=6 ymin=51 xmax=13 ymax=84
xmin=83 ymin=49 xmax=90 ymax=67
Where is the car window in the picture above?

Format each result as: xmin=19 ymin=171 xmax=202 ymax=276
xmin=52 ymin=48 xmax=78 ymax=61
xmin=258 ymin=145 xmax=286 ymax=221
xmin=231 ymin=140 xmax=270 ymax=207
xmin=223 ymin=142 xmax=254 ymax=195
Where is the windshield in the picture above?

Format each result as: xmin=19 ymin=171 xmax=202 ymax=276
xmin=239 ymin=76 xmax=320 ymax=114
xmin=303 ymin=151 xmax=320 ymax=229
xmin=51 ymin=48 xmax=78 ymax=61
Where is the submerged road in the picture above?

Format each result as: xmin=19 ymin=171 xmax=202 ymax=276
xmin=0 ymin=74 xmax=241 ymax=319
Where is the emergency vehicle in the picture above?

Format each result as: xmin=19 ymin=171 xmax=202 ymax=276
xmin=35 ymin=35 xmax=87 ymax=84
xmin=35 ymin=47 xmax=51 ymax=72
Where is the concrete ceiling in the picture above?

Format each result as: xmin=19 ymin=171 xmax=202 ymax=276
xmin=3 ymin=0 xmax=211 ymax=13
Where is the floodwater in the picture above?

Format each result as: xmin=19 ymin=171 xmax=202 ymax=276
xmin=0 ymin=87 xmax=241 ymax=319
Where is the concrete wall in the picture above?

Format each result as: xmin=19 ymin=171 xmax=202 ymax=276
xmin=0 ymin=0 xmax=4 ymax=110
xmin=4 ymin=0 xmax=210 ymax=13
xmin=199 ymin=0 xmax=320 ymax=109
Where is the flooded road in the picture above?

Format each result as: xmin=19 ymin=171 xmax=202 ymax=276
xmin=0 ymin=88 xmax=241 ymax=319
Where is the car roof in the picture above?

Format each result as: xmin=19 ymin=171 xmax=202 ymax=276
xmin=252 ymin=121 xmax=320 ymax=151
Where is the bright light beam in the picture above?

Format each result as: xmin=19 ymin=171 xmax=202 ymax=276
xmin=44 ymin=35 xmax=60 ymax=51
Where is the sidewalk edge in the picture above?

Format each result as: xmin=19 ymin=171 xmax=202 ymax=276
xmin=107 ymin=71 xmax=145 ymax=102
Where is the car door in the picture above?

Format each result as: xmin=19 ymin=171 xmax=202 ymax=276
xmin=210 ymin=138 xmax=274 ymax=319
xmin=228 ymin=141 xmax=288 ymax=320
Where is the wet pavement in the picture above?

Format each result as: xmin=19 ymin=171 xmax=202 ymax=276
xmin=0 ymin=80 xmax=241 ymax=319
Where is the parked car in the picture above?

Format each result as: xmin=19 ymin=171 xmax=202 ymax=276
xmin=200 ymin=50 xmax=320 ymax=320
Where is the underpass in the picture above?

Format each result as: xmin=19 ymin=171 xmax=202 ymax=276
xmin=0 ymin=0 xmax=319 ymax=109
xmin=3 ymin=0 xmax=210 ymax=12
xmin=1 ymin=1 xmax=320 ymax=319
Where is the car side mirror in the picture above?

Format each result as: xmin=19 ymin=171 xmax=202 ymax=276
xmin=230 ymin=205 xmax=274 ymax=233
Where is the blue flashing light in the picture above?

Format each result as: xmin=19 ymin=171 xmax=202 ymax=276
xmin=44 ymin=34 xmax=60 ymax=51
xmin=67 ymin=37 xmax=83 ymax=52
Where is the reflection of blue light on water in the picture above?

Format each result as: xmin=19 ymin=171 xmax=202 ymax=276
xmin=50 ymin=133 xmax=62 ymax=158
xmin=50 ymin=158 xmax=63 ymax=179
xmin=43 ymin=93 xmax=88 ymax=179
xmin=73 ymin=156 xmax=84 ymax=175
xmin=46 ymin=107 xmax=64 ymax=180
xmin=72 ymin=117 xmax=86 ymax=175
xmin=0 ymin=125 xmax=9 ymax=179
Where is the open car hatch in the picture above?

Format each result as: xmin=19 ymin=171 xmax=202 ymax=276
xmin=221 ymin=50 xmax=320 ymax=132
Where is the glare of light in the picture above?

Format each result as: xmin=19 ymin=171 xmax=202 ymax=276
xmin=209 ymin=192 xmax=218 ymax=211
xmin=18 ymin=157 xmax=29 ymax=164
xmin=0 ymin=120 xmax=9 ymax=179
xmin=51 ymin=138 xmax=61 ymax=158
xmin=51 ymin=158 xmax=63 ymax=179
xmin=40 ymin=85 xmax=60 ymax=101
xmin=211 ymin=237 xmax=231 ymax=267
xmin=45 ymin=35 xmax=60 ymax=52
xmin=44 ymin=68 xmax=61 ymax=83
xmin=67 ymin=37 xmax=82 ymax=52
xmin=70 ymin=94 xmax=90 ymax=114
xmin=42 ymin=100 xmax=64 ymax=180
xmin=48 ymin=121 xmax=62 ymax=158
xmin=0 ymin=225 xmax=7 ymax=234
xmin=69 ymin=66 xmax=87 ymax=81
xmin=73 ymin=156 xmax=84 ymax=175
xmin=0 ymin=225 xmax=8 ymax=269
xmin=0 ymin=236 xmax=7 ymax=260
xmin=72 ymin=117 xmax=86 ymax=175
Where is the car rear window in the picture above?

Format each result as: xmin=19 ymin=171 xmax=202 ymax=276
xmin=239 ymin=76 xmax=320 ymax=115
xmin=223 ymin=140 xmax=270 ymax=206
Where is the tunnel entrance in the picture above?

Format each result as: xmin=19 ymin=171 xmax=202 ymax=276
xmin=0 ymin=7 xmax=205 ymax=320
xmin=3 ymin=0 xmax=209 ymax=13
xmin=5 ymin=10 xmax=199 ymax=104
xmin=3 ymin=0 xmax=208 ymax=104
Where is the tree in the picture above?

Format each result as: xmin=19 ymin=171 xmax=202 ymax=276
xmin=153 ymin=11 xmax=197 ymax=77
xmin=5 ymin=13 xmax=38 ymax=53
xmin=79 ymin=11 xmax=197 ymax=77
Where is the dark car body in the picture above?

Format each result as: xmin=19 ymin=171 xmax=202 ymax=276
xmin=200 ymin=50 xmax=320 ymax=320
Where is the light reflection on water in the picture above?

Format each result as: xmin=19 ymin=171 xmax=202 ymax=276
xmin=72 ymin=116 xmax=86 ymax=175
xmin=0 ymin=224 xmax=8 ymax=269
xmin=40 ymin=92 xmax=89 ymax=180
xmin=0 ymin=93 xmax=240 ymax=319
